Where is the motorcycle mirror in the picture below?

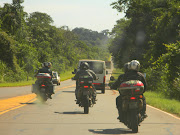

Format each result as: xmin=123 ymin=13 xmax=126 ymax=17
xmin=106 ymin=70 xmax=108 ymax=74
xmin=110 ymin=76 xmax=115 ymax=81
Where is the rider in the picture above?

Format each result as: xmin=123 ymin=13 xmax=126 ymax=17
xmin=36 ymin=62 xmax=54 ymax=99
xmin=111 ymin=60 xmax=147 ymax=121
xmin=73 ymin=62 xmax=98 ymax=104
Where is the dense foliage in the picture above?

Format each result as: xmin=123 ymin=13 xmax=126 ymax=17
xmin=110 ymin=0 xmax=180 ymax=100
xmin=0 ymin=0 xmax=110 ymax=82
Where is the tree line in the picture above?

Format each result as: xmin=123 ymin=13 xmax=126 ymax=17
xmin=0 ymin=0 xmax=110 ymax=82
xmin=109 ymin=0 xmax=180 ymax=100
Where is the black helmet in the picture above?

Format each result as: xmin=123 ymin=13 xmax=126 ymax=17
xmin=48 ymin=62 xmax=52 ymax=68
xmin=80 ymin=62 xmax=89 ymax=70
xmin=124 ymin=62 xmax=130 ymax=73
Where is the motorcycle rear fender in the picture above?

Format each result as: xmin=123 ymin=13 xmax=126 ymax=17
xmin=40 ymin=87 xmax=46 ymax=93
xmin=82 ymin=89 xmax=89 ymax=95
xmin=129 ymin=102 xmax=138 ymax=109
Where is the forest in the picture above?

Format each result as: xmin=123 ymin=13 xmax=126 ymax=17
xmin=109 ymin=0 xmax=180 ymax=100
xmin=0 ymin=0 xmax=110 ymax=82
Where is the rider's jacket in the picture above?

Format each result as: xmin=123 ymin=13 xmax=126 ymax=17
xmin=38 ymin=67 xmax=53 ymax=78
xmin=111 ymin=70 xmax=147 ymax=92
xmin=73 ymin=69 xmax=97 ymax=81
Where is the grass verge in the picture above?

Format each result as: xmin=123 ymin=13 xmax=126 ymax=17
xmin=144 ymin=91 xmax=180 ymax=117
xmin=110 ymin=68 xmax=180 ymax=118
xmin=0 ymin=70 xmax=74 ymax=87
xmin=0 ymin=80 xmax=35 ymax=87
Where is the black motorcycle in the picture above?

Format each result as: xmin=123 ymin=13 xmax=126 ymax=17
xmin=77 ymin=76 xmax=96 ymax=114
xmin=118 ymin=80 xmax=146 ymax=133
xmin=32 ymin=73 xmax=53 ymax=102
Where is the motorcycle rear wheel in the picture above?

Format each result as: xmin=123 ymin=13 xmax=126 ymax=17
xmin=37 ymin=92 xmax=47 ymax=102
xmin=83 ymin=95 xmax=89 ymax=114
xmin=131 ymin=111 xmax=139 ymax=133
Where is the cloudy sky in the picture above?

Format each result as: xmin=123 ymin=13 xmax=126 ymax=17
xmin=0 ymin=0 xmax=125 ymax=32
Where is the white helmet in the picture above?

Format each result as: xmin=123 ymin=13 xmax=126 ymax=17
xmin=129 ymin=60 xmax=140 ymax=71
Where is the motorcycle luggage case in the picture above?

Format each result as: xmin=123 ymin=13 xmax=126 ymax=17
xmin=32 ymin=84 xmax=38 ymax=93
xmin=118 ymin=80 xmax=144 ymax=95
xmin=36 ymin=73 xmax=51 ymax=81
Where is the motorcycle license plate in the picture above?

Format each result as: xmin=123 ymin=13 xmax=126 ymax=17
xmin=129 ymin=102 xmax=138 ymax=109
xmin=40 ymin=88 xmax=46 ymax=92
xmin=83 ymin=90 xmax=89 ymax=95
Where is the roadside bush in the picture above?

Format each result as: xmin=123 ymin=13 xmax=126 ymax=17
xmin=4 ymin=69 xmax=26 ymax=82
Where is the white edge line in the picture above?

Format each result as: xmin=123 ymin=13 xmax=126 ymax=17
xmin=147 ymin=104 xmax=180 ymax=120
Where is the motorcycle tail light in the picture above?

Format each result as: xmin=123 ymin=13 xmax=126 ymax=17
xmin=41 ymin=84 xmax=45 ymax=87
xmin=130 ymin=97 xmax=136 ymax=100
xmin=135 ymin=89 xmax=140 ymax=92
xmin=84 ymin=86 xmax=88 ymax=88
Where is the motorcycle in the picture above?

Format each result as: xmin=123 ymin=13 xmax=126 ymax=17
xmin=118 ymin=80 xmax=146 ymax=133
xmin=32 ymin=73 xmax=54 ymax=102
xmin=76 ymin=75 xmax=96 ymax=114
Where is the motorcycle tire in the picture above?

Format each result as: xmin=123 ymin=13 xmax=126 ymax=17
xmin=38 ymin=92 xmax=47 ymax=102
xmin=131 ymin=111 xmax=139 ymax=133
xmin=83 ymin=95 xmax=89 ymax=114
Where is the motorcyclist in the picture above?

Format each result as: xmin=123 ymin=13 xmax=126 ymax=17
xmin=111 ymin=60 xmax=147 ymax=121
xmin=73 ymin=62 xmax=98 ymax=104
xmin=35 ymin=62 xmax=54 ymax=99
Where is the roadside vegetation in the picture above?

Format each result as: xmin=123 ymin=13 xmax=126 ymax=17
xmin=0 ymin=1 xmax=110 ymax=84
xmin=110 ymin=69 xmax=180 ymax=117
xmin=0 ymin=69 xmax=76 ymax=87
xmin=109 ymin=0 xmax=180 ymax=101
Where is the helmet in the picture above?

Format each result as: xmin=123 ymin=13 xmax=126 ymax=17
xmin=43 ymin=62 xmax=48 ymax=67
xmin=80 ymin=62 xmax=89 ymax=70
xmin=48 ymin=62 xmax=52 ymax=68
xmin=129 ymin=60 xmax=140 ymax=71
xmin=123 ymin=62 xmax=130 ymax=73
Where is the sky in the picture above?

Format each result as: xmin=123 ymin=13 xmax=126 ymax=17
xmin=0 ymin=0 xmax=125 ymax=32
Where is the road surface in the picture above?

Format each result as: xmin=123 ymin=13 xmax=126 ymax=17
xmin=0 ymin=72 xmax=179 ymax=135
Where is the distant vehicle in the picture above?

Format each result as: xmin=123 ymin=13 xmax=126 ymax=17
xmin=105 ymin=61 xmax=112 ymax=69
xmin=105 ymin=61 xmax=113 ymax=74
xmin=75 ymin=59 xmax=108 ymax=93
xmin=52 ymin=71 xmax=61 ymax=85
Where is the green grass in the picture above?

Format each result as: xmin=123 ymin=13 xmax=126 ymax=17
xmin=0 ymin=70 xmax=74 ymax=87
xmin=0 ymin=80 xmax=35 ymax=87
xmin=60 ymin=70 xmax=74 ymax=81
xmin=144 ymin=91 xmax=180 ymax=117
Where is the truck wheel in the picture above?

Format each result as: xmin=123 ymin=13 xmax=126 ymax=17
xmin=101 ymin=87 xmax=105 ymax=94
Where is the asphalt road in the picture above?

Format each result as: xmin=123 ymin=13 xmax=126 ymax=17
xmin=0 ymin=72 xmax=180 ymax=135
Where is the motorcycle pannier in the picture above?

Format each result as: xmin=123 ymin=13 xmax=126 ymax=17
xmin=118 ymin=80 xmax=144 ymax=95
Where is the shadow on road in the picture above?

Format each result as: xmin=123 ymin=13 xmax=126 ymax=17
xmin=54 ymin=111 xmax=84 ymax=114
xmin=89 ymin=128 xmax=133 ymax=134
xmin=20 ymin=102 xmax=35 ymax=105
xmin=62 ymin=91 xmax=75 ymax=93
xmin=143 ymin=122 xmax=180 ymax=125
